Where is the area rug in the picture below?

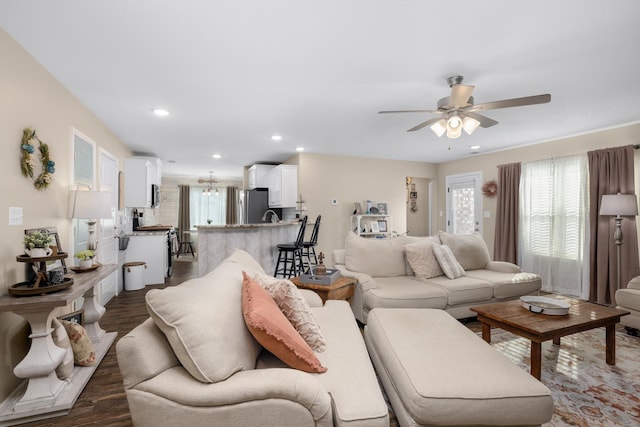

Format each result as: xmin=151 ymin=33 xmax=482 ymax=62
xmin=480 ymin=326 xmax=640 ymax=427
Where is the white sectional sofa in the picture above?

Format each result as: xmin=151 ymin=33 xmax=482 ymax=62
xmin=117 ymin=249 xmax=388 ymax=427
xmin=333 ymin=231 xmax=542 ymax=323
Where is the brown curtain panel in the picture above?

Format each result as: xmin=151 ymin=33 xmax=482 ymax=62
xmin=588 ymin=145 xmax=639 ymax=304
xmin=226 ymin=186 xmax=239 ymax=225
xmin=177 ymin=185 xmax=191 ymax=241
xmin=493 ymin=162 xmax=521 ymax=264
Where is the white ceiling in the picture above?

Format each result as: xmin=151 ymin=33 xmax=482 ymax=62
xmin=2 ymin=1 xmax=639 ymax=179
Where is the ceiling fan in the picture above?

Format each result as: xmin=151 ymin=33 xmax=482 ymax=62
xmin=379 ymin=75 xmax=551 ymax=139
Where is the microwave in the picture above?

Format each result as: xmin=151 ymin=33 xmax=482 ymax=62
xmin=151 ymin=184 xmax=160 ymax=207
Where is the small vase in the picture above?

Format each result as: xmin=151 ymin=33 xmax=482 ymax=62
xmin=79 ymin=259 xmax=93 ymax=269
xmin=26 ymin=247 xmax=52 ymax=258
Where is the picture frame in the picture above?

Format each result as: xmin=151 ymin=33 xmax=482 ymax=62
xmin=24 ymin=227 xmax=67 ymax=272
xmin=370 ymin=221 xmax=379 ymax=233
xmin=378 ymin=220 xmax=388 ymax=233
xmin=377 ymin=203 xmax=387 ymax=215
xmin=58 ymin=309 xmax=84 ymax=325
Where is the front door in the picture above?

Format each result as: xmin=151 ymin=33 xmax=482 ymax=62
xmin=446 ymin=172 xmax=482 ymax=234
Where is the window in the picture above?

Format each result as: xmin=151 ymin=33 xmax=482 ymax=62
xmin=519 ymin=155 xmax=589 ymax=298
xmin=190 ymin=187 xmax=227 ymax=226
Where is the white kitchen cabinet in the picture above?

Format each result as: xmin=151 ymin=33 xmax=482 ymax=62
xmin=124 ymin=158 xmax=152 ymax=207
xmin=268 ymin=165 xmax=298 ymax=208
xmin=125 ymin=233 xmax=167 ymax=285
xmin=247 ymin=164 xmax=275 ymax=189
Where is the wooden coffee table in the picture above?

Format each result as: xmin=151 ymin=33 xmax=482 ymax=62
xmin=290 ymin=276 xmax=355 ymax=303
xmin=470 ymin=295 xmax=629 ymax=380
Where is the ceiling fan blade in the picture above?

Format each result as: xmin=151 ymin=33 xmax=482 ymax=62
xmin=378 ymin=109 xmax=440 ymax=114
xmin=407 ymin=117 xmax=442 ymax=132
xmin=447 ymin=84 xmax=475 ymax=108
xmin=464 ymin=112 xmax=498 ymax=128
xmin=466 ymin=94 xmax=551 ymax=113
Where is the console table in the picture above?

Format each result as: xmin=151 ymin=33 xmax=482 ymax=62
xmin=0 ymin=264 xmax=118 ymax=426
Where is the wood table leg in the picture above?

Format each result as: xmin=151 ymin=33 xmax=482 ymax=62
xmin=606 ymin=323 xmax=616 ymax=365
xmin=553 ymin=337 xmax=561 ymax=345
xmin=481 ymin=323 xmax=491 ymax=343
xmin=530 ymin=341 xmax=542 ymax=380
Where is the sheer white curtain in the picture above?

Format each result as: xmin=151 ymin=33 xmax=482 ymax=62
xmin=519 ymin=154 xmax=590 ymax=298
xmin=189 ymin=187 xmax=227 ymax=226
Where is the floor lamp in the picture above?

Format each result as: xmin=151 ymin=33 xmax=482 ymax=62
xmin=599 ymin=193 xmax=639 ymax=290
xmin=70 ymin=190 xmax=113 ymax=251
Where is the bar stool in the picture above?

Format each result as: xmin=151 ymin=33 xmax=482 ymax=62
xmin=274 ymin=216 xmax=307 ymax=278
xmin=301 ymin=215 xmax=321 ymax=272
xmin=177 ymin=229 xmax=195 ymax=258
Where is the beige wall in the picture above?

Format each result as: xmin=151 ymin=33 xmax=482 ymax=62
xmin=0 ymin=29 xmax=131 ymax=400
xmin=295 ymin=153 xmax=438 ymax=264
xmin=436 ymin=123 xmax=640 ymax=255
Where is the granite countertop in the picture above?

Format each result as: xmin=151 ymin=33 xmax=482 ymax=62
xmin=127 ymin=231 xmax=171 ymax=236
xmin=196 ymin=221 xmax=301 ymax=231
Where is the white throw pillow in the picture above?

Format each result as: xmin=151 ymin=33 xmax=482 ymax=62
xmin=404 ymin=237 xmax=443 ymax=279
xmin=146 ymin=250 xmax=263 ymax=383
xmin=252 ymin=272 xmax=326 ymax=352
xmin=432 ymin=244 xmax=466 ymax=279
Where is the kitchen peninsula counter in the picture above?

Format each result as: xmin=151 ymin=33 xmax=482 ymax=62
xmin=197 ymin=221 xmax=301 ymax=276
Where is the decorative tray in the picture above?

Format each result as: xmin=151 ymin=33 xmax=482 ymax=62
xmin=70 ymin=263 xmax=101 ymax=273
xmin=298 ymin=269 xmax=341 ymax=285
xmin=520 ymin=296 xmax=570 ymax=316
xmin=9 ymin=277 xmax=74 ymax=297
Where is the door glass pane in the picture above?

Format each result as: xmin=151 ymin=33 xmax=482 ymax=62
xmin=446 ymin=172 xmax=481 ymax=234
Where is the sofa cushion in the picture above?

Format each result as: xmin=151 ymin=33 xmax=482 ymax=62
xmin=438 ymin=231 xmax=491 ymax=270
xmin=252 ymin=272 xmax=326 ymax=352
xmin=432 ymin=244 xmax=465 ymax=279
xmin=344 ymin=232 xmax=406 ymax=277
xmin=365 ymin=277 xmax=448 ymax=310
xmin=404 ymin=237 xmax=443 ymax=279
xmin=61 ymin=320 xmax=96 ymax=367
xmin=242 ymin=272 xmax=327 ymax=373
xmin=465 ymin=270 xmax=542 ymax=300
xmin=145 ymin=250 xmax=263 ymax=383
xmin=423 ymin=275 xmax=493 ymax=305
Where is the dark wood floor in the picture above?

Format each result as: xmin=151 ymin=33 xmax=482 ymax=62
xmin=22 ymin=259 xmax=200 ymax=427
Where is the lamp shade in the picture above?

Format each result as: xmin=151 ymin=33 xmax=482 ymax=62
xmin=70 ymin=190 xmax=113 ymax=219
xmin=599 ymin=193 xmax=639 ymax=216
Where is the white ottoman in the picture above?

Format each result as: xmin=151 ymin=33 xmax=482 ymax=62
xmin=616 ymin=276 xmax=640 ymax=332
xmin=364 ymin=308 xmax=554 ymax=426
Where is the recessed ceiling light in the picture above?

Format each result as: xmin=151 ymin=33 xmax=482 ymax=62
xmin=469 ymin=145 xmax=481 ymax=150
xmin=271 ymin=135 xmax=282 ymax=141
xmin=295 ymin=147 xmax=305 ymax=152
xmin=153 ymin=108 xmax=170 ymax=117
xmin=212 ymin=154 xmax=221 ymax=159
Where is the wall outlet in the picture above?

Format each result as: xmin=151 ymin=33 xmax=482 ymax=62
xmin=331 ymin=199 xmax=338 ymax=206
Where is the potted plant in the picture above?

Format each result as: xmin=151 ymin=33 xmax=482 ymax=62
xmin=74 ymin=250 xmax=96 ymax=269
xmin=24 ymin=231 xmax=53 ymax=258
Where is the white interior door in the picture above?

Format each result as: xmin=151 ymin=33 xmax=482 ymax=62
xmin=446 ymin=172 xmax=482 ymax=234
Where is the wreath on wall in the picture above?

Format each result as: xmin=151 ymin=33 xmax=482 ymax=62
xmin=20 ymin=127 xmax=55 ymax=190
xmin=482 ymin=179 xmax=498 ymax=198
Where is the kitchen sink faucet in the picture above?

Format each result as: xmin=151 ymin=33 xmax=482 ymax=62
xmin=261 ymin=210 xmax=280 ymax=223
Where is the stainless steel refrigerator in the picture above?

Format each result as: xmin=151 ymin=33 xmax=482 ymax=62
xmin=244 ymin=188 xmax=270 ymax=224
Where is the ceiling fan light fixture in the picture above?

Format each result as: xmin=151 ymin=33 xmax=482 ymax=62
xmin=462 ymin=116 xmax=481 ymax=135
xmin=447 ymin=112 xmax=462 ymax=130
xmin=430 ymin=119 xmax=447 ymax=137
xmin=446 ymin=125 xmax=462 ymax=139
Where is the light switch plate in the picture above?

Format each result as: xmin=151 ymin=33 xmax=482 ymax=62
xmin=9 ymin=207 xmax=23 ymax=225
